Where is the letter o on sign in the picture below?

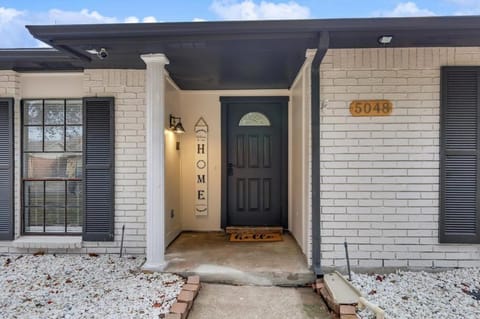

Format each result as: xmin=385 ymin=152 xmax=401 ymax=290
xmin=196 ymin=160 xmax=206 ymax=169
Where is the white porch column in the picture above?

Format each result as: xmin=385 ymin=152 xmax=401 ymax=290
xmin=141 ymin=53 xmax=170 ymax=271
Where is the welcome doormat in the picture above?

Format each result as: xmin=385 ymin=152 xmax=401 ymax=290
xmin=226 ymin=227 xmax=283 ymax=242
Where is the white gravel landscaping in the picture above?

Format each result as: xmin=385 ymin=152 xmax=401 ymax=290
xmin=351 ymin=268 xmax=480 ymax=319
xmin=0 ymin=254 xmax=184 ymax=319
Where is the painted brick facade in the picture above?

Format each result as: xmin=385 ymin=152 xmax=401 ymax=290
xmin=319 ymin=47 xmax=480 ymax=270
xmin=83 ymin=70 xmax=147 ymax=254
xmin=2 ymin=48 xmax=480 ymax=268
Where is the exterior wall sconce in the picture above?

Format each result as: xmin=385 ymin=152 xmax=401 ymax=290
xmin=169 ymin=114 xmax=185 ymax=134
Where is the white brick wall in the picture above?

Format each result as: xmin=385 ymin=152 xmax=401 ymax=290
xmin=319 ymin=47 xmax=480 ymax=270
xmin=83 ymin=70 xmax=147 ymax=254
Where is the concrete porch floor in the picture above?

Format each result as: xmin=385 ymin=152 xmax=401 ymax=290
xmin=165 ymin=232 xmax=314 ymax=286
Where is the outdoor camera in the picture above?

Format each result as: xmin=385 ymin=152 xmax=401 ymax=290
xmin=98 ymin=48 xmax=108 ymax=59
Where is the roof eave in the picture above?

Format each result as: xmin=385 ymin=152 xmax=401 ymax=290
xmin=26 ymin=15 xmax=480 ymax=41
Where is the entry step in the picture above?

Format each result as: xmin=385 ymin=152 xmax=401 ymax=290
xmin=225 ymin=227 xmax=283 ymax=242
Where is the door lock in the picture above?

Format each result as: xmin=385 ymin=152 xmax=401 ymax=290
xmin=227 ymin=163 xmax=235 ymax=176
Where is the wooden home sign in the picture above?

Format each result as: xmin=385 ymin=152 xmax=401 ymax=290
xmin=349 ymin=100 xmax=393 ymax=116
xmin=194 ymin=117 xmax=208 ymax=216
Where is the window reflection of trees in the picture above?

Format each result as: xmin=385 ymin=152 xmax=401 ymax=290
xmin=22 ymin=99 xmax=83 ymax=234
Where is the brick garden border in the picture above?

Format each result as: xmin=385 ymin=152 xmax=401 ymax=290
xmin=166 ymin=275 xmax=201 ymax=319
xmin=313 ymin=279 xmax=360 ymax=319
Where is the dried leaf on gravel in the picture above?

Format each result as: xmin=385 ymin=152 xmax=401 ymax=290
xmin=33 ymin=251 xmax=44 ymax=256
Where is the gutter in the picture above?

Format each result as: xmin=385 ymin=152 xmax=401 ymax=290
xmin=311 ymin=31 xmax=329 ymax=278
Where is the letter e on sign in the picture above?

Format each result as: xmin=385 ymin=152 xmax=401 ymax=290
xmin=349 ymin=100 xmax=393 ymax=116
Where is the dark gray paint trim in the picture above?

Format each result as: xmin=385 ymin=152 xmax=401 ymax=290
xmin=0 ymin=48 xmax=84 ymax=72
xmin=311 ymin=32 xmax=329 ymax=277
xmin=0 ymin=48 xmax=76 ymax=60
xmin=25 ymin=16 xmax=480 ymax=56
xmin=82 ymin=97 xmax=115 ymax=241
xmin=26 ymin=16 xmax=480 ymax=39
xmin=220 ymin=96 xmax=289 ymax=229
xmin=0 ymin=98 xmax=14 ymax=241
xmin=280 ymin=97 xmax=289 ymax=229
xmin=439 ymin=66 xmax=480 ymax=244
xmin=221 ymin=102 xmax=228 ymax=229
xmin=439 ymin=66 xmax=447 ymax=243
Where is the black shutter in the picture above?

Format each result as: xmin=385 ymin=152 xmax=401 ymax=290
xmin=0 ymin=98 xmax=14 ymax=240
xmin=440 ymin=67 xmax=480 ymax=243
xmin=83 ymin=97 xmax=115 ymax=241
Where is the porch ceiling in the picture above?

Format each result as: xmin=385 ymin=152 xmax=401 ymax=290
xmin=1 ymin=16 xmax=480 ymax=89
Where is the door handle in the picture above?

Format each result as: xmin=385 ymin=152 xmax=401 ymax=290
xmin=227 ymin=163 xmax=235 ymax=176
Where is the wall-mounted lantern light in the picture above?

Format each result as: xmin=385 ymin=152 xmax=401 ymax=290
xmin=169 ymin=114 xmax=185 ymax=134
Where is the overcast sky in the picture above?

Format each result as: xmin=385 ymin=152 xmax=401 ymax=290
xmin=1 ymin=0 xmax=480 ymax=48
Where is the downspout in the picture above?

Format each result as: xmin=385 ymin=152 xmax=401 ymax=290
xmin=311 ymin=31 xmax=329 ymax=277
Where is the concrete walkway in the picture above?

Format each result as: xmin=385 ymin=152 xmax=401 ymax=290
xmin=189 ymin=283 xmax=331 ymax=319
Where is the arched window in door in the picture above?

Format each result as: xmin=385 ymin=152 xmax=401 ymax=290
xmin=238 ymin=112 xmax=271 ymax=126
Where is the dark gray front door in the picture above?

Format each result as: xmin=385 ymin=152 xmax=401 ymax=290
xmin=222 ymin=97 xmax=288 ymax=227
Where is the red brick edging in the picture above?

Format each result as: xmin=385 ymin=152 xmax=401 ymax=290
xmin=166 ymin=276 xmax=201 ymax=319
xmin=312 ymin=279 xmax=360 ymax=319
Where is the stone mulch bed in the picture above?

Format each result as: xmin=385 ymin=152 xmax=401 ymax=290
xmin=0 ymin=254 xmax=184 ymax=318
xmin=351 ymin=268 xmax=480 ymax=319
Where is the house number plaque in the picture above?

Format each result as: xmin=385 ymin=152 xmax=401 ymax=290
xmin=349 ymin=100 xmax=393 ymax=116
xmin=194 ymin=117 xmax=208 ymax=216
